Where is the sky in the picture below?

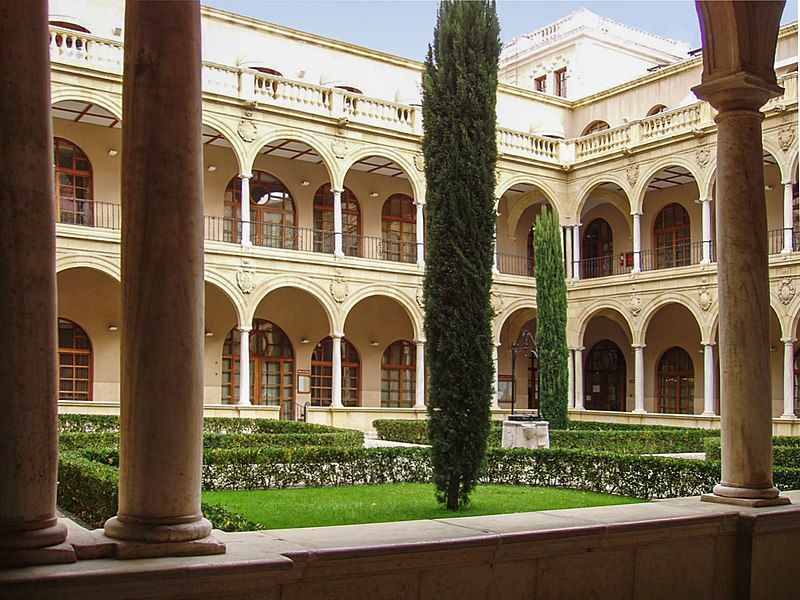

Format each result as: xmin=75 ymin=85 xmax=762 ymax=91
xmin=203 ymin=0 xmax=799 ymax=63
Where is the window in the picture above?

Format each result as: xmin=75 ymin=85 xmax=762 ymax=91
xmin=311 ymin=337 xmax=360 ymax=407
xmin=54 ymin=138 xmax=93 ymax=226
xmin=252 ymin=66 xmax=282 ymax=77
xmin=581 ymin=121 xmax=610 ymax=136
xmin=555 ymin=67 xmax=567 ymax=97
xmin=534 ymin=75 xmax=547 ymax=93
xmin=381 ymin=340 xmax=416 ymax=408
xmin=584 ymin=340 xmax=626 ymax=411
xmin=224 ymin=171 xmax=296 ymax=248
xmin=646 ymin=104 xmax=669 ymax=116
xmin=58 ymin=318 xmax=92 ymax=401
xmin=49 ymin=21 xmax=90 ymax=33
xmin=657 ymin=347 xmax=694 ymax=414
xmin=222 ymin=319 xmax=295 ymax=419
xmin=581 ymin=218 xmax=614 ymax=278
xmin=653 ymin=203 xmax=691 ymax=268
xmin=381 ymin=194 xmax=416 ymax=263
xmin=313 ymin=185 xmax=361 ymax=256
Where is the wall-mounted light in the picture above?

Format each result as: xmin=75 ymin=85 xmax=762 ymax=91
xmin=107 ymin=149 xmax=118 ymax=157
xmin=370 ymin=192 xmax=379 ymax=198
xmin=300 ymin=338 xmax=310 ymax=344
xmin=369 ymin=340 xmax=380 ymax=347
xmin=765 ymin=185 xmax=774 ymax=191
xmin=108 ymin=325 xmax=118 ymax=331
xmin=207 ymin=165 xmax=217 ymax=172
xmin=205 ymin=331 xmax=214 ymax=337
xmin=300 ymin=180 xmax=310 ymax=187
xmin=112 ymin=26 xmax=122 ymax=36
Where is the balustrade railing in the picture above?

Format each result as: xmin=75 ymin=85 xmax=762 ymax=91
xmin=497 ymin=128 xmax=560 ymax=162
xmin=49 ymin=26 xmax=124 ymax=73
xmin=359 ymin=235 xmax=417 ymax=263
xmin=252 ymin=71 xmax=333 ymax=113
xmin=57 ymin=199 xmax=121 ymax=230
xmin=497 ymin=253 xmax=534 ymax=277
xmin=573 ymin=125 xmax=631 ymax=160
xmin=639 ymin=241 xmax=705 ymax=271
xmin=639 ymin=103 xmax=702 ymax=141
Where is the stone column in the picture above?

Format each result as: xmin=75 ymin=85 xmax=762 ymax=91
xmin=331 ymin=334 xmax=343 ymax=408
xmin=491 ymin=343 xmax=500 ymax=409
xmin=694 ymin=74 xmax=786 ymax=505
xmin=700 ymin=196 xmax=713 ymax=263
xmin=782 ymin=337 xmax=796 ymax=418
xmin=237 ymin=326 xmax=252 ymax=406
xmin=567 ymin=348 xmax=575 ymax=410
xmin=572 ymin=223 xmax=582 ymax=280
xmin=632 ymin=344 xmax=646 ymax=413
xmin=240 ymin=175 xmax=251 ymax=245
xmin=563 ymin=226 xmax=573 ymax=279
xmin=702 ymin=341 xmax=716 ymax=415
xmin=414 ymin=340 xmax=426 ymax=408
xmin=332 ymin=188 xmax=344 ymax=257
xmin=0 ymin=0 xmax=73 ymax=566
xmin=573 ymin=346 xmax=584 ymax=410
xmin=103 ymin=1 xmax=224 ymax=554
xmin=782 ymin=179 xmax=795 ymax=253
xmin=415 ymin=200 xmax=425 ymax=267
xmin=631 ymin=213 xmax=642 ymax=273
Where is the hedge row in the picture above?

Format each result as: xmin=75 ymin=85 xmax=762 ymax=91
xmin=704 ymin=437 xmax=800 ymax=468
xmin=57 ymin=451 xmax=264 ymax=531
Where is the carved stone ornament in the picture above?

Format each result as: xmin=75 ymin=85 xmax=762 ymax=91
xmin=331 ymin=138 xmax=348 ymax=160
xmin=778 ymin=277 xmax=796 ymax=305
xmin=236 ymin=120 xmax=257 ymax=143
xmin=236 ymin=268 xmax=256 ymax=294
xmin=415 ymin=287 xmax=425 ymax=309
xmin=628 ymin=294 xmax=642 ymax=316
xmin=626 ymin=163 xmax=639 ymax=187
xmin=698 ymin=287 xmax=713 ymax=312
xmin=413 ymin=153 xmax=425 ymax=172
xmin=330 ymin=278 xmax=349 ymax=303
xmin=778 ymin=124 xmax=796 ymax=152
xmin=491 ymin=293 xmax=504 ymax=315
xmin=695 ymin=146 xmax=711 ymax=168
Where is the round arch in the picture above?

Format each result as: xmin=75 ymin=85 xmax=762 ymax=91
xmin=245 ymin=129 xmax=338 ymax=188
xmin=246 ymin=277 xmax=337 ymax=334
xmin=493 ymin=298 xmax=538 ymax=344
xmin=576 ymin=302 xmax=635 ymax=348
xmin=204 ymin=270 xmax=247 ymax=328
xmin=341 ymin=147 xmax=424 ymax=204
xmin=340 ymin=285 xmax=423 ymax=341
xmin=496 ymin=174 xmax=559 ymax=207
xmin=51 ymin=87 xmax=122 ymax=121
xmin=634 ymin=158 xmax=705 ymax=214
xmin=201 ymin=114 xmax=249 ymax=177
xmin=640 ymin=295 xmax=708 ymax=344
xmin=573 ymin=174 xmax=634 ymax=223
xmin=55 ymin=255 xmax=120 ymax=281
xmin=762 ymin=138 xmax=791 ymax=182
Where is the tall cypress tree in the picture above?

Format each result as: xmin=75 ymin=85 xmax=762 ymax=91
xmin=422 ymin=1 xmax=500 ymax=510
xmin=533 ymin=209 xmax=569 ymax=430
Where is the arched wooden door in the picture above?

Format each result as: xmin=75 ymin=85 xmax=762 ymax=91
xmin=584 ymin=340 xmax=626 ymax=411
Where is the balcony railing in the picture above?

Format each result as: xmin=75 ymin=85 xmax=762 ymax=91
xmin=204 ymin=215 xmax=240 ymax=243
xmin=576 ymin=255 xmax=629 ymax=279
xmin=768 ymin=227 xmax=800 ymax=255
xmin=497 ymin=253 xmax=534 ymax=277
xmin=639 ymin=241 xmax=705 ymax=272
xmin=359 ymin=235 xmax=417 ymax=264
xmin=57 ymin=199 xmax=121 ymax=230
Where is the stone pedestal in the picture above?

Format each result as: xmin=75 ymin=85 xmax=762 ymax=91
xmin=501 ymin=420 xmax=550 ymax=449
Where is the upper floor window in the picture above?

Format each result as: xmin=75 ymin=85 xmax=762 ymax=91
xmin=54 ymin=137 xmax=93 ymax=226
xmin=58 ymin=318 xmax=92 ymax=401
xmin=653 ymin=203 xmax=691 ymax=268
xmin=335 ymin=85 xmax=362 ymax=95
xmin=224 ymin=171 xmax=296 ymax=249
xmin=555 ymin=67 xmax=567 ymax=97
xmin=647 ymin=104 xmax=669 ymax=116
xmin=252 ymin=66 xmax=282 ymax=77
xmin=49 ymin=20 xmax=90 ymax=33
xmin=582 ymin=120 xmax=610 ymax=136
xmin=381 ymin=194 xmax=416 ymax=263
xmin=534 ymin=75 xmax=547 ymax=93
xmin=313 ymin=185 xmax=361 ymax=256
xmin=581 ymin=218 xmax=614 ymax=278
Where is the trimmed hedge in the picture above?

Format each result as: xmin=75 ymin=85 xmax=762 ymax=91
xmin=704 ymin=437 xmax=800 ymax=468
xmin=373 ymin=419 xmax=431 ymax=444
xmin=57 ymin=451 xmax=264 ymax=531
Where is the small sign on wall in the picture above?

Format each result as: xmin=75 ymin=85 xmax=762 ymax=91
xmin=297 ymin=369 xmax=311 ymax=394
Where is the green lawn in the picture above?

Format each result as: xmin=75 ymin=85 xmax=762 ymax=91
xmin=203 ymin=484 xmax=644 ymax=530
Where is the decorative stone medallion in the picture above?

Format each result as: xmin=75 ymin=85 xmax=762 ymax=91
xmin=491 ymin=293 xmax=504 ymax=315
xmin=236 ymin=268 xmax=256 ymax=294
xmin=778 ymin=124 xmax=796 ymax=152
xmin=626 ymin=163 xmax=639 ymax=187
xmin=695 ymin=146 xmax=711 ymax=168
xmin=413 ymin=153 xmax=425 ymax=172
xmin=236 ymin=120 xmax=257 ymax=143
xmin=415 ymin=287 xmax=425 ymax=309
xmin=329 ymin=278 xmax=349 ymax=303
xmin=628 ymin=294 xmax=642 ymax=316
xmin=698 ymin=287 xmax=712 ymax=311
xmin=778 ymin=277 xmax=795 ymax=305
xmin=331 ymin=138 xmax=348 ymax=160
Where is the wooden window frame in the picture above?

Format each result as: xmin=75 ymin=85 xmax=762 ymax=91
xmin=58 ymin=317 xmax=93 ymax=401
xmin=54 ymin=137 xmax=94 ymax=226
xmin=381 ymin=340 xmax=416 ymax=408
xmin=656 ymin=346 xmax=695 ymax=414
xmin=582 ymin=218 xmax=615 ymax=278
xmin=534 ymin=75 xmax=547 ymax=93
xmin=581 ymin=121 xmax=610 ymax=136
xmin=653 ymin=203 xmax=691 ymax=269
xmin=224 ymin=170 xmax=297 ymax=248
xmin=555 ymin=67 xmax=567 ymax=98
xmin=311 ymin=337 xmax=361 ymax=407
xmin=584 ymin=339 xmax=626 ymax=411
xmin=313 ymin=184 xmax=362 ymax=256
xmin=381 ymin=194 xmax=416 ymax=263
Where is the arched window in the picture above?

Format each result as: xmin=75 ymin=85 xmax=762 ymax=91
xmin=224 ymin=171 xmax=296 ymax=249
xmin=653 ymin=203 xmax=691 ymax=268
xmin=647 ymin=104 xmax=669 ymax=116
xmin=58 ymin=318 xmax=92 ymax=401
xmin=582 ymin=120 xmax=610 ymax=136
xmin=311 ymin=337 xmax=360 ymax=407
xmin=252 ymin=66 xmax=282 ymax=77
xmin=582 ymin=218 xmax=614 ymax=278
xmin=382 ymin=194 xmax=416 ymax=263
xmin=657 ymin=346 xmax=694 ymax=414
xmin=54 ymin=138 xmax=93 ymax=226
xmin=313 ymin=185 xmax=361 ymax=256
xmin=584 ymin=340 xmax=626 ymax=411
xmin=222 ymin=319 xmax=295 ymax=419
xmin=381 ymin=340 xmax=416 ymax=407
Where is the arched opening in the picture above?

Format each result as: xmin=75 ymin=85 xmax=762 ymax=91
xmin=581 ymin=120 xmax=610 ymax=136
xmin=653 ymin=203 xmax=691 ymax=269
xmin=54 ymin=137 xmax=93 ymax=226
xmin=497 ymin=182 xmax=555 ymax=277
xmin=497 ymin=307 xmax=538 ymax=409
xmin=57 ymin=318 xmax=93 ymax=401
xmin=313 ymin=184 xmax=361 ymax=256
xmin=646 ymin=104 xmax=669 ymax=116
xmin=381 ymin=340 xmax=416 ymax=408
xmin=581 ymin=218 xmax=614 ymax=278
xmin=584 ymin=340 xmax=626 ymax=411
xmin=224 ymin=170 xmax=296 ymax=248
xmin=311 ymin=337 xmax=361 ymax=407
xmin=222 ymin=319 xmax=295 ymax=417
xmin=656 ymin=346 xmax=695 ymax=414
xmin=381 ymin=193 xmax=416 ymax=263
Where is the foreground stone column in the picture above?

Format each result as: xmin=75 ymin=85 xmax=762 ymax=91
xmin=702 ymin=341 xmax=716 ymax=415
xmin=782 ymin=179 xmax=795 ymax=253
xmin=700 ymin=196 xmax=713 ymax=263
xmin=332 ymin=188 xmax=344 ymax=257
xmin=103 ymin=0 xmax=225 ymax=555
xmin=573 ymin=347 xmax=584 ymax=410
xmin=631 ymin=213 xmax=642 ymax=273
xmin=330 ymin=334 xmax=343 ymax=408
xmin=0 ymin=0 xmax=74 ymax=567
xmin=238 ymin=326 xmax=252 ymax=406
xmin=632 ymin=344 xmax=646 ymax=413
xmin=694 ymin=77 xmax=787 ymax=506
xmin=781 ymin=337 xmax=796 ymax=418
xmin=414 ymin=340 xmax=426 ymax=408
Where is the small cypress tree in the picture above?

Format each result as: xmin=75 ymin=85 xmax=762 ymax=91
xmin=422 ymin=1 xmax=500 ymax=510
xmin=533 ymin=209 xmax=569 ymax=430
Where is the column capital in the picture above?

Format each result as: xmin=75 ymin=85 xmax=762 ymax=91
xmin=572 ymin=346 xmax=585 ymax=352
xmin=630 ymin=211 xmax=642 ymax=217
xmin=331 ymin=187 xmax=344 ymax=195
xmin=701 ymin=340 xmax=716 ymax=348
xmin=414 ymin=198 xmax=426 ymax=207
xmin=781 ymin=336 xmax=796 ymax=345
xmin=631 ymin=343 xmax=646 ymax=350
xmin=781 ymin=179 xmax=796 ymax=187
xmin=698 ymin=196 xmax=713 ymax=204
xmin=238 ymin=173 xmax=252 ymax=180
xmin=237 ymin=325 xmax=252 ymax=333
xmin=331 ymin=332 xmax=344 ymax=340
xmin=414 ymin=338 xmax=427 ymax=346
xmin=692 ymin=72 xmax=782 ymax=113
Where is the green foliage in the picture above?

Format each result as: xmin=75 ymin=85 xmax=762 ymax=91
xmin=704 ymin=437 xmax=800 ymax=468
xmin=373 ymin=419 xmax=433 ymax=444
xmin=533 ymin=208 xmax=569 ymax=430
xmin=58 ymin=414 xmax=120 ymax=433
xmin=422 ymin=0 xmax=501 ymax=511
xmin=566 ymin=421 xmax=718 ymax=432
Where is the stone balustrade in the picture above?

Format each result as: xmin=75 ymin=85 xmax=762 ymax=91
xmin=497 ymin=127 xmax=560 ymax=163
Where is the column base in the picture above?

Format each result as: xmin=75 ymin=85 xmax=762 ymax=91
xmin=103 ymin=517 xmax=224 ymax=559
xmin=780 ymin=413 xmax=798 ymax=419
xmin=631 ymin=408 xmax=647 ymax=414
xmin=0 ymin=541 xmax=76 ymax=568
xmin=701 ymin=411 xmax=717 ymax=416
xmin=701 ymin=493 xmax=791 ymax=508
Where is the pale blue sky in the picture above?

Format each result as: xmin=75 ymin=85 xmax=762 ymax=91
xmin=203 ymin=0 xmax=799 ymax=62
